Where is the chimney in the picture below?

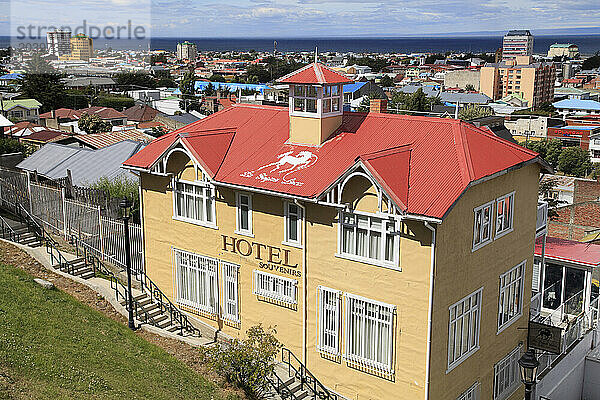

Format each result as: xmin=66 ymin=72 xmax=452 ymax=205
xmin=370 ymin=99 xmax=388 ymax=114
xmin=51 ymin=109 xmax=55 ymax=119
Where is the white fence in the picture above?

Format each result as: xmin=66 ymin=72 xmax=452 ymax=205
xmin=0 ymin=171 xmax=144 ymax=272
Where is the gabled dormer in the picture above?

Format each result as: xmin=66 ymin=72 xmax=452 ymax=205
xmin=277 ymin=63 xmax=353 ymax=146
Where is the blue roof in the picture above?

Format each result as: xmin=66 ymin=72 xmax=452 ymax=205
xmin=343 ymin=82 xmax=367 ymax=93
xmin=553 ymin=99 xmax=600 ymax=111
xmin=0 ymin=73 xmax=22 ymax=80
xmin=172 ymin=81 xmax=271 ymax=95
xmin=555 ymin=125 xmax=600 ymax=131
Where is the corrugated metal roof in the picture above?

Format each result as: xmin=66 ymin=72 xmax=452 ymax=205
xmin=277 ymin=63 xmax=353 ymax=85
xmin=553 ymin=99 xmax=600 ymax=111
xmin=535 ymin=236 xmax=600 ymax=267
xmin=124 ymin=104 xmax=542 ymax=220
xmin=18 ymin=140 xmax=145 ymax=185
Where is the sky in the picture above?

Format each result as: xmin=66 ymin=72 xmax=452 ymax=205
xmin=1 ymin=0 xmax=600 ymax=38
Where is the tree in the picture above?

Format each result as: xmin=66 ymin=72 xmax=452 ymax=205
xmin=150 ymin=126 xmax=169 ymax=137
xmin=202 ymin=325 xmax=281 ymax=399
xmin=150 ymin=53 xmax=167 ymax=65
xmin=539 ymin=177 xmax=565 ymax=219
xmin=582 ymin=53 xmax=600 ymax=70
xmin=246 ymin=64 xmax=271 ymax=83
xmin=156 ymin=77 xmax=177 ymax=88
xmin=458 ymin=104 xmax=493 ymax=120
xmin=379 ymin=75 xmax=394 ymax=87
xmin=204 ymin=82 xmax=215 ymax=96
xmin=424 ymin=54 xmax=446 ymax=64
xmin=465 ymin=84 xmax=475 ymax=92
xmin=77 ymin=112 xmax=113 ymax=134
xmin=0 ymin=138 xmax=28 ymax=156
xmin=92 ymin=95 xmax=135 ymax=110
xmin=25 ymin=53 xmax=55 ymax=74
xmin=524 ymin=139 xmax=562 ymax=169
xmin=558 ymin=146 xmax=592 ymax=177
xmin=179 ymin=70 xmax=196 ymax=97
xmin=209 ymin=74 xmax=226 ymax=82
xmin=406 ymin=88 xmax=429 ymax=111
xmin=114 ymin=72 xmax=156 ymax=89
xmin=18 ymin=72 xmax=65 ymax=112
xmin=90 ymin=175 xmax=140 ymax=220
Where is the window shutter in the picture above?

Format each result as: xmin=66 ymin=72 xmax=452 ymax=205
xmin=532 ymin=259 xmax=541 ymax=292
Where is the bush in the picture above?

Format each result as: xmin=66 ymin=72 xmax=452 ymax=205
xmin=202 ymin=325 xmax=281 ymax=399
xmin=0 ymin=138 xmax=28 ymax=156
xmin=90 ymin=175 xmax=140 ymax=219
xmin=93 ymin=95 xmax=135 ymax=110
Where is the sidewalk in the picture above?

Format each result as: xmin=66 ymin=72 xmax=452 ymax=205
xmin=9 ymin=238 xmax=216 ymax=348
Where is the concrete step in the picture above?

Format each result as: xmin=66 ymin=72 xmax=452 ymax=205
xmin=167 ymin=324 xmax=183 ymax=333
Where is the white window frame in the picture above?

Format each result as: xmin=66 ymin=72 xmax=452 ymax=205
xmin=447 ymin=288 xmax=483 ymax=372
xmin=317 ymin=286 xmax=342 ymax=356
xmin=172 ymin=178 xmax=217 ymax=228
xmin=472 ymin=201 xmax=494 ymax=251
xmin=253 ymin=270 xmax=298 ymax=304
xmin=235 ymin=192 xmax=253 ymax=237
xmin=495 ymin=192 xmax=515 ymax=239
xmin=283 ymin=201 xmax=302 ymax=248
xmin=493 ymin=345 xmax=522 ymax=400
xmin=497 ymin=261 xmax=525 ymax=334
xmin=290 ymin=84 xmax=319 ymax=116
xmin=343 ymin=292 xmax=396 ymax=375
xmin=457 ymin=382 xmax=480 ymax=400
xmin=221 ymin=261 xmax=240 ymax=323
xmin=173 ymin=248 xmax=219 ymax=315
xmin=337 ymin=210 xmax=399 ymax=269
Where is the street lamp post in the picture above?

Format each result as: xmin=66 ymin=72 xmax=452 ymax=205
xmin=120 ymin=197 xmax=136 ymax=330
xmin=519 ymin=349 xmax=540 ymax=400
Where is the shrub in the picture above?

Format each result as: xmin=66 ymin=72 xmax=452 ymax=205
xmin=202 ymin=325 xmax=281 ymax=399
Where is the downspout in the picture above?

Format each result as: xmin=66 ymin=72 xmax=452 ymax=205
xmin=294 ymin=199 xmax=308 ymax=365
xmin=424 ymin=221 xmax=437 ymax=400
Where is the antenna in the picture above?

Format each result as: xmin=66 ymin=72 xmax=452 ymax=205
xmin=315 ymin=47 xmax=318 ymax=63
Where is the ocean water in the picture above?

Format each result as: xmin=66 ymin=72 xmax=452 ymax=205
xmin=1 ymin=35 xmax=599 ymax=55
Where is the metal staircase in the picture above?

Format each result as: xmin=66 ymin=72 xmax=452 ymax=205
xmin=269 ymin=348 xmax=340 ymax=400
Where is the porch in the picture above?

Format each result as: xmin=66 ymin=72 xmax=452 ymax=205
xmin=531 ymin=236 xmax=600 ymax=376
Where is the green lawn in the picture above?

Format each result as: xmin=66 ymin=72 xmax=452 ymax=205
xmin=0 ymin=263 xmax=237 ymax=400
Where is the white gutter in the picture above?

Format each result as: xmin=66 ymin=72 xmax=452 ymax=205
xmin=423 ymin=221 xmax=437 ymax=400
xmin=294 ymin=199 xmax=308 ymax=365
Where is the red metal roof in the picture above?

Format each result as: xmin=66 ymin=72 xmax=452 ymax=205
xmin=535 ymin=236 xmax=600 ymax=267
xmin=277 ymin=63 xmax=353 ymax=85
xmin=124 ymin=104 xmax=542 ymax=219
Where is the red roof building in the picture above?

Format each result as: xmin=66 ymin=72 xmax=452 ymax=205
xmin=535 ymin=236 xmax=600 ymax=268
xmin=124 ymin=104 xmax=546 ymax=220
xmin=277 ymin=63 xmax=353 ymax=85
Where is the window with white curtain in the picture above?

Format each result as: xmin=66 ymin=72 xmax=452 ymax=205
xmin=174 ymin=248 xmax=219 ymax=314
xmin=222 ymin=261 xmax=240 ymax=322
xmin=253 ymin=270 xmax=297 ymax=304
xmin=339 ymin=211 xmax=397 ymax=267
xmin=317 ymin=286 xmax=341 ymax=356
xmin=284 ymin=202 xmax=302 ymax=246
xmin=236 ymin=193 xmax=252 ymax=236
xmin=496 ymin=192 xmax=515 ymax=238
xmin=344 ymin=293 xmax=395 ymax=374
xmin=173 ymin=179 xmax=216 ymax=227
xmin=494 ymin=346 xmax=521 ymax=400
xmin=473 ymin=201 xmax=494 ymax=251
xmin=447 ymin=288 xmax=482 ymax=371
xmin=457 ymin=382 xmax=479 ymax=400
xmin=497 ymin=261 xmax=525 ymax=332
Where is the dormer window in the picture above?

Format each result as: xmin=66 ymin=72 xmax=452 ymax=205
xmin=289 ymin=83 xmax=342 ymax=118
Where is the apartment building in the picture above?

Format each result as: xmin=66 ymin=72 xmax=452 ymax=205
xmin=480 ymin=56 xmax=555 ymax=107
xmin=502 ymin=30 xmax=534 ymax=61
xmin=177 ymin=41 xmax=197 ymax=61
xmin=547 ymin=43 xmax=579 ymax=59
xmin=60 ymin=34 xmax=94 ymax=61
xmin=504 ymin=116 xmax=563 ymax=143
xmin=123 ymin=63 xmax=549 ymax=400
xmin=46 ymin=29 xmax=71 ymax=57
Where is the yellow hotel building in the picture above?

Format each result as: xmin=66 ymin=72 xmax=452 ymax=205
xmin=124 ymin=63 xmax=550 ymax=400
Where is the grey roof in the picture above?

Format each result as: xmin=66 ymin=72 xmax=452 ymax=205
xmin=63 ymin=77 xmax=116 ymax=87
xmin=17 ymin=140 xmax=145 ymax=186
xmin=506 ymin=30 xmax=532 ymax=36
xmin=397 ymin=85 xmax=491 ymax=104
xmin=165 ymin=113 xmax=201 ymax=125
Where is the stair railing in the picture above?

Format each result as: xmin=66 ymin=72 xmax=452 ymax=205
xmin=281 ymin=347 xmax=339 ymax=400
xmin=266 ymin=370 xmax=301 ymax=400
xmin=70 ymin=234 xmax=200 ymax=337
xmin=0 ymin=215 xmax=20 ymax=243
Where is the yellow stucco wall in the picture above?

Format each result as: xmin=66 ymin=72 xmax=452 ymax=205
xmin=429 ymin=163 xmax=540 ymax=400
xmin=289 ymin=114 xmax=342 ymax=145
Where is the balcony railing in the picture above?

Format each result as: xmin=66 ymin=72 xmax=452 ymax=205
xmin=536 ymin=202 xmax=548 ymax=238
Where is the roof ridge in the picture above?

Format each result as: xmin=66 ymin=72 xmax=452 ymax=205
xmin=314 ymin=63 xmax=325 ymax=83
xmin=453 ymin=121 xmax=474 ymax=185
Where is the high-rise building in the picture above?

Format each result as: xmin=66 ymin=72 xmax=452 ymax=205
xmin=480 ymin=55 xmax=555 ymax=107
xmin=46 ymin=29 xmax=71 ymax=57
xmin=502 ymin=30 xmax=534 ymax=61
xmin=177 ymin=41 xmax=197 ymax=61
xmin=68 ymin=34 xmax=94 ymax=61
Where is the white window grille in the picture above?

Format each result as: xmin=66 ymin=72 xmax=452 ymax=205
xmin=473 ymin=201 xmax=494 ymax=251
xmin=174 ymin=248 xmax=219 ymax=314
xmin=284 ymin=202 xmax=302 ymax=246
xmin=236 ymin=193 xmax=252 ymax=236
xmin=253 ymin=270 xmax=297 ymax=304
xmin=322 ymin=85 xmax=341 ymax=114
xmin=457 ymin=382 xmax=480 ymax=400
xmin=497 ymin=261 xmax=525 ymax=332
xmin=495 ymin=192 xmax=515 ymax=238
xmin=447 ymin=288 xmax=482 ymax=371
xmin=292 ymin=85 xmax=318 ymax=113
xmin=317 ymin=286 xmax=341 ymax=355
xmin=339 ymin=211 xmax=397 ymax=266
xmin=343 ymin=293 xmax=395 ymax=374
xmin=173 ymin=179 xmax=216 ymax=227
xmin=494 ymin=345 xmax=522 ymax=400
xmin=222 ymin=261 xmax=240 ymax=323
